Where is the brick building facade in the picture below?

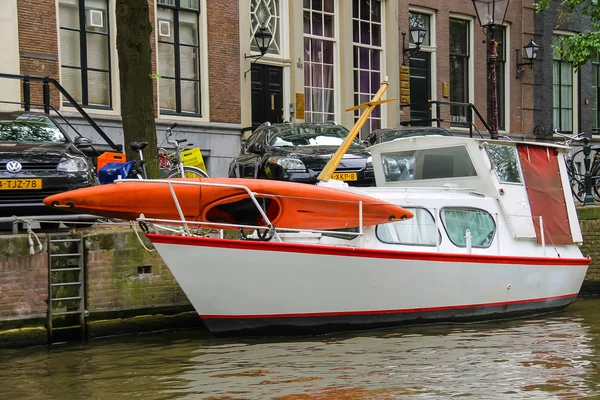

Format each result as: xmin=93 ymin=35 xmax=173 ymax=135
xmin=1 ymin=0 xmax=242 ymax=177
xmin=0 ymin=0 xmax=596 ymax=178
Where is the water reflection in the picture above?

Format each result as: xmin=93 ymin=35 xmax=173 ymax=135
xmin=1 ymin=299 xmax=600 ymax=399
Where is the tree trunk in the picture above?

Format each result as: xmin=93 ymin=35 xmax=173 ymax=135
xmin=115 ymin=0 xmax=159 ymax=178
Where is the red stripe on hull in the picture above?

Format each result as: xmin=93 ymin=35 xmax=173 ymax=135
xmin=200 ymin=293 xmax=579 ymax=319
xmin=147 ymin=234 xmax=591 ymax=267
xmin=199 ymin=296 xmax=578 ymax=335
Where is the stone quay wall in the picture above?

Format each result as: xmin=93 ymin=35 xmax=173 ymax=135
xmin=0 ymin=229 xmax=193 ymax=332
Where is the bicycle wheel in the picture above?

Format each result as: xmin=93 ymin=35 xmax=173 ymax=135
xmin=165 ymin=165 xmax=209 ymax=179
xmin=571 ymin=178 xmax=585 ymax=203
xmin=591 ymin=164 xmax=600 ymax=201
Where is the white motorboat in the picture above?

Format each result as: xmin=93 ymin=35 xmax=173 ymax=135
xmin=144 ymin=132 xmax=590 ymax=335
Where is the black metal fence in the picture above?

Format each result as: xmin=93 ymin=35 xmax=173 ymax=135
xmin=0 ymin=73 xmax=121 ymax=153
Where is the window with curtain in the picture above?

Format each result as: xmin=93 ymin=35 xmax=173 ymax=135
xmin=449 ymin=19 xmax=470 ymax=128
xmin=593 ymin=51 xmax=599 ymax=134
xmin=352 ymin=0 xmax=383 ymax=139
xmin=487 ymin=26 xmax=505 ymax=131
xmin=250 ymin=0 xmax=280 ymax=55
xmin=441 ymin=207 xmax=496 ymax=248
xmin=157 ymin=0 xmax=202 ymax=116
xmin=352 ymin=0 xmax=384 ymax=138
xmin=303 ymin=0 xmax=336 ymax=123
xmin=58 ymin=0 xmax=111 ymax=107
xmin=553 ymin=35 xmax=573 ymax=133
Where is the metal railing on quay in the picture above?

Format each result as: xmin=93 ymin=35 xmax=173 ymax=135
xmin=0 ymin=214 xmax=102 ymax=234
xmin=0 ymin=72 xmax=122 ymax=153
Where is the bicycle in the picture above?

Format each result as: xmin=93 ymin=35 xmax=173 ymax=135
xmin=129 ymin=123 xmax=209 ymax=179
xmin=554 ymin=129 xmax=600 ymax=202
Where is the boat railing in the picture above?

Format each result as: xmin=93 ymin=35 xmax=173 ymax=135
xmin=120 ymin=179 xmax=555 ymax=252
xmin=114 ymin=178 xmax=366 ymax=242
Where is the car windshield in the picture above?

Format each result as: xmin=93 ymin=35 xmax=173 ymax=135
xmin=266 ymin=125 xmax=362 ymax=148
xmin=379 ymin=129 xmax=452 ymax=143
xmin=0 ymin=115 xmax=67 ymax=143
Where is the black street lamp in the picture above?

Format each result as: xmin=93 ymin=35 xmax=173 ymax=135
xmin=253 ymin=25 xmax=273 ymax=56
xmin=402 ymin=26 xmax=427 ymax=65
xmin=244 ymin=25 xmax=273 ymax=77
xmin=472 ymin=0 xmax=510 ymax=140
xmin=516 ymin=39 xmax=540 ymax=78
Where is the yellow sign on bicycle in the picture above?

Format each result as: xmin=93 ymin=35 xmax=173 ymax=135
xmin=180 ymin=147 xmax=207 ymax=173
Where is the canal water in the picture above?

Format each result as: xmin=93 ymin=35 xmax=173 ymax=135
xmin=2 ymin=299 xmax=600 ymax=399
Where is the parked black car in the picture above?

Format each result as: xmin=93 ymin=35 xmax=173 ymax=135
xmin=0 ymin=111 xmax=98 ymax=218
xmin=229 ymin=122 xmax=375 ymax=186
xmin=366 ymin=126 xmax=452 ymax=145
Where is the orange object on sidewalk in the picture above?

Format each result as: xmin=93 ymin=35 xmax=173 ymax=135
xmin=97 ymin=152 xmax=126 ymax=171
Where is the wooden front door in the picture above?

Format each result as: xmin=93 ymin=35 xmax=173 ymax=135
xmin=409 ymin=52 xmax=432 ymax=126
xmin=251 ymin=64 xmax=284 ymax=131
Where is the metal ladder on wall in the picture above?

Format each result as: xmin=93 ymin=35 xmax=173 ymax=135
xmin=47 ymin=233 xmax=86 ymax=344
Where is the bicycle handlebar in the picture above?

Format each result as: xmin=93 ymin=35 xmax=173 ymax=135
xmin=553 ymin=129 xmax=586 ymax=146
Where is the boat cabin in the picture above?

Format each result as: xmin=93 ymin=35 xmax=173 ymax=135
xmin=313 ymin=135 xmax=583 ymax=257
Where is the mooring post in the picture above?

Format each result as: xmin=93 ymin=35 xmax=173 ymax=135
xmin=23 ymin=76 xmax=31 ymax=111
xmin=583 ymin=137 xmax=595 ymax=206
xmin=43 ymin=77 xmax=50 ymax=114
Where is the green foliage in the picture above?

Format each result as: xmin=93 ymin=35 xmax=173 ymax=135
xmin=534 ymin=0 xmax=600 ymax=67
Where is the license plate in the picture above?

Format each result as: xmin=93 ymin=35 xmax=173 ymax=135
xmin=0 ymin=179 xmax=43 ymax=190
xmin=332 ymin=172 xmax=357 ymax=181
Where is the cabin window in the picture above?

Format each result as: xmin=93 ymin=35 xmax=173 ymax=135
xmin=485 ymin=144 xmax=522 ymax=184
xmin=376 ymin=207 xmax=438 ymax=246
xmin=441 ymin=207 xmax=495 ymax=248
xmin=381 ymin=145 xmax=477 ymax=182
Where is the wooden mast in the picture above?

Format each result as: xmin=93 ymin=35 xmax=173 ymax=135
xmin=317 ymin=78 xmax=395 ymax=183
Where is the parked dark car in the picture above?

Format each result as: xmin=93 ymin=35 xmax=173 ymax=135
xmin=229 ymin=122 xmax=375 ymax=186
xmin=366 ymin=126 xmax=452 ymax=145
xmin=0 ymin=111 xmax=98 ymax=218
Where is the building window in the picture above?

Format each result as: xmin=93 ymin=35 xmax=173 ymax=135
xmin=303 ymin=0 xmax=336 ymax=123
xmin=592 ymin=51 xmax=599 ymax=134
xmin=487 ymin=26 xmax=505 ymax=131
xmin=553 ymin=35 xmax=573 ymax=133
xmin=157 ymin=0 xmax=202 ymax=116
xmin=352 ymin=0 xmax=383 ymax=138
xmin=58 ymin=0 xmax=111 ymax=108
xmin=251 ymin=0 xmax=280 ymax=55
xmin=449 ymin=19 xmax=470 ymax=128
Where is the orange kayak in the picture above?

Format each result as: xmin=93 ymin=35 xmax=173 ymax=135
xmin=43 ymin=178 xmax=413 ymax=230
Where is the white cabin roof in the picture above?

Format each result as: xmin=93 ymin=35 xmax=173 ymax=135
xmin=363 ymin=135 xmax=582 ymax=244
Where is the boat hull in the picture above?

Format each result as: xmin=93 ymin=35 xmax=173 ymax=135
xmin=147 ymin=234 xmax=589 ymax=335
